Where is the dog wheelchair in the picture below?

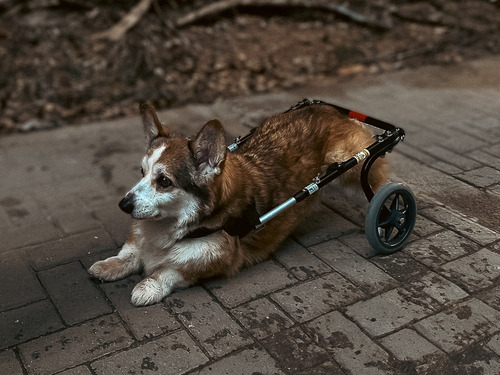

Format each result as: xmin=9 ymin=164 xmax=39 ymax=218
xmin=227 ymin=99 xmax=417 ymax=254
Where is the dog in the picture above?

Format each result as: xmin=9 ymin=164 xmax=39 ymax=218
xmin=88 ymin=101 xmax=388 ymax=305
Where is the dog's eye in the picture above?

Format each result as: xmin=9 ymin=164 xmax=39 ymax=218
xmin=157 ymin=175 xmax=172 ymax=188
xmin=140 ymin=167 xmax=144 ymax=176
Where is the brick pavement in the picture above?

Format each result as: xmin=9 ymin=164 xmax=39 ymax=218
xmin=1 ymin=56 xmax=500 ymax=374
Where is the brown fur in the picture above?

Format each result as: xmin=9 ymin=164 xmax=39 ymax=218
xmin=89 ymin=103 xmax=388 ymax=305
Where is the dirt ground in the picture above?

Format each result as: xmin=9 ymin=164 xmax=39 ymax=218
xmin=1 ymin=0 xmax=499 ymax=134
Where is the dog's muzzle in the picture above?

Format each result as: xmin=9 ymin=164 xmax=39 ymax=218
xmin=119 ymin=194 xmax=134 ymax=214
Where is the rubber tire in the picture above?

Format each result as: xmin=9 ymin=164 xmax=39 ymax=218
xmin=365 ymin=182 xmax=417 ymax=254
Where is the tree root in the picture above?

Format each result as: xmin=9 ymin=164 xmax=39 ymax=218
xmin=91 ymin=0 xmax=153 ymax=42
xmin=176 ymin=0 xmax=391 ymax=30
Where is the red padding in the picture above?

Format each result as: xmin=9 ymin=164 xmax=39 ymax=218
xmin=348 ymin=111 xmax=368 ymax=122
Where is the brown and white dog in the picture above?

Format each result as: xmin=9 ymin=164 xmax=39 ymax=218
xmin=88 ymin=102 xmax=388 ymax=305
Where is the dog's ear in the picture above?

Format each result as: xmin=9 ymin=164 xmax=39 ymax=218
xmin=189 ymin=119 xmax=226 ymax=181
xmin=140 ymin=102 xmax=170 ymax=145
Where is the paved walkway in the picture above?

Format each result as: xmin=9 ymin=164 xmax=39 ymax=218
xmin=1 ymin=57 xmax=500 ymax=375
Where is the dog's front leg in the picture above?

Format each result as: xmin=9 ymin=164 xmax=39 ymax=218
xmin=131 ymin=269 xmax=189 ymax=306
xmin=88 ymin=241 xmax=141 ymax=281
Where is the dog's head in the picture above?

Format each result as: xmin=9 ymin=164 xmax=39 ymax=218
xmin=118 ymin=103 xmax=226 ymax=225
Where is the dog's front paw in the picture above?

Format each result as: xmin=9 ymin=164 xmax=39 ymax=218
xmin=131 ymin=278 xmax=169 ymax=306
xmin=88 ymin=257 xmax=126 ymax=282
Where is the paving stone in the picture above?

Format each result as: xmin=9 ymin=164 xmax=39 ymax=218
xmin=404 ymin=231 xmax=478 ymax=268
xmin=212 ymin=92 xmax=296 ymax=135
xmin=409 ymin=272 xmax=469 ymax=307
xmin=98 ymin=159 xmax=139 ymax=194
xmin=492 ymin=240 xmax=500 ymax=253
xmin=414 ymin=298 xmax=500 ymax=353
xmin=395 ymin=156 xmax=499 ymax=227
xmin=0 ymin=205 xmax=10 ymax=227
xmin=305 ymin=310 xmax=389 ymax=375
xmin=397 ymin=143 xmax=438 ymax=167
xmin=57 ymin=366 xmax=93 ymax=375
xmin=168 ymin=103 xmax=220 ymax=131
xmin=80 ymin=248 xmax=117 ymax=269
xmin=0 ymin=254 xmax=46 ymax=311
xmin=379 ymin=328 xmax=443 ymax=361
xmin=477 ymin=285 xmax=500 ymax=310
xmin=420 ymin=206 xmax=500 ymax=246
xmin=321 ymin=184 xmax=368 ymax=228
xmin=411 ymin=214 xmax=444 ymax=237
xmin=194 ymin=347 xmax=285 ymax=375
xmin=91 ymin=331 xmax=208 ymax=375
xmin=0 ymin=300 xmax=63 ymax=349
xmin=488 ymin=184 xmax=500 ymax=199
xmin=2 ymin=221 xmax=61 ymax=252
xmin=33 ymin=181 xmax=110 ymax=213
xmin=425 ymin=145 xmax=482 ymax=171
xmin=401 ymin=123 xmax=449 ymax=151
xmin=471 ymin=114 xmax=500 ymax=138
xmin=457 ymin=166 xmax=500 ymax=188
xmin=293 ymin=204 xmax=359 ymax=247
xmin=33 ymin=179 xmax=110 ymax=218
xmin=79 ymin=186 xmax=123 ymax=210
xmin=26 ymin=228 xmax=117 ymax=270
xmin=468 ymin=149 xmax=500 ymax=170
xmin=439 ymin=132 xmax=487 ymax=154
xmin=38 ymin=261 xmax=112 ymax=325
xmin=483 ymin=143 xmax=500 ymax=156
xmin=0 ymin=193 xmax=51 ymax=227
xmin=440 ymin=248 xmax=500 ymax=292
xmin=488 ymin=333 xmax=500 ymax=357
xmin=271 ymin=272 xmax=365 ymax=323
xmin=33 ymin=179 xmax=110 ymax=208
xmin=338 ymin=231 xmax=378 ymax=258
xmin=449 ymin=344 xmax=500 ymax=374
xmin=274 ymin=239 xmax=331 ymax=280
xmin=231 ymin=298 xmax=294 ymax=340
xmin=433 ymin=160 xmax=465 ymax=175
xmin=371 ymin=251 xmax=428 ymax=283
xmin=346 ymin=288 xmax=433 ymax=337
xmin=54 ymin=209 xmax=101 ymax=235
xmin=292 ymin=361 xmax=345 ymax=375
xmin=91 ymin=203 xmax=131 ymax=246
xmin=99 ymin=276 xmax=180 ymax=340
xmin=206 ymin=260 xmax=296 ymax=308
xmin=311 ymin=239 xmax=397 ymax=294
xmin=9 ymin=145 xmax=98 ymax=188
xmin=19 ymin=314 xmax=132 ymax=375
xmin=261 ymin=327 xmax=332 ymax=374
xmin=0 ymin=349 xmax=23 ymax=375
xmin=166 ymin=287 xmax=252 ymax=358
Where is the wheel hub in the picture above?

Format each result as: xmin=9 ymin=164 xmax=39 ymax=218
xmin=395 ymin=214 xmax=406 ymax=229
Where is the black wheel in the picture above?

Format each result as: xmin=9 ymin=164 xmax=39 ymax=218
xmin=365 ymin=182 xmax=416 ymax=254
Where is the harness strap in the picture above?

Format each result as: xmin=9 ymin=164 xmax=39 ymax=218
xmin=184 ymin=199 xmax=261 ymax=239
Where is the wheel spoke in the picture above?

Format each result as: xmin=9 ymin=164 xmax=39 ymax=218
xmin=390 ymin=193 xmax=400 ymax=211
xmin=378 ymin=206 xmax=393 ymax=226
xmin=384 ymin=225 xmax=394 ymax=241
xmin=379 ymin=217 xmax=392 ymax=227
xmin=399 ymin=204 xmax=408 ymax=214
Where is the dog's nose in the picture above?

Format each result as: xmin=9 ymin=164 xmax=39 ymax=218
xmin=119 ymin=195 xmax=134 ymax=214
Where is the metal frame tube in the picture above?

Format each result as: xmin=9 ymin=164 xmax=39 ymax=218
xmin=258 ymin=197 xmax=297 ymax=226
